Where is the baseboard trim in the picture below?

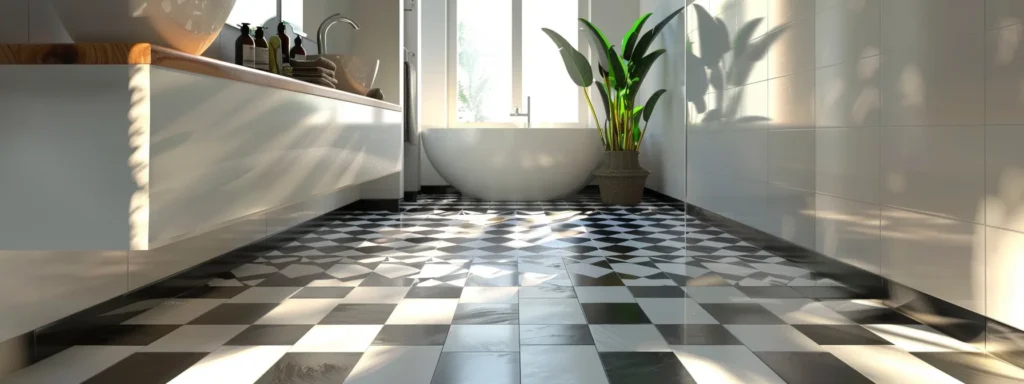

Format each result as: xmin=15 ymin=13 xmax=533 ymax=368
xmin=666 ymin=190 xmax=1024 ymax=369
xmin=342 ymin=199 xmax=401 ymax=213
xmin=420 ymin=185 xmax=458 ymax=195
xmin=403 ymin=191 xmax=418 ymax=202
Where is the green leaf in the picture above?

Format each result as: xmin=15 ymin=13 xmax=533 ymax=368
xmin=596 ymin=81 xmax=611 ymax=123
xmin=631 ymin=4 xmax=688 ymax=62
xmin=643 ymin=89 xmax=668 ymax=122
xmin=623 ymin=13 xmax=653 ymax=61
xmin=580 ymin=19 xmax=611 ymax=70
xmin=542 ymin=28 xmax=594 ymax=87
xmin=629 ymin=49 xmax=666 ymax=96
xmin=607 ymin=46 xmax=628 ymax=90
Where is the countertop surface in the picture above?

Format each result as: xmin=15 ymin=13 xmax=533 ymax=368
xmin=0 ymin=43 xmax=402 ymax=112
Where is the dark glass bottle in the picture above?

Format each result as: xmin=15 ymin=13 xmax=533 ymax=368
xmin=235 ymin=23 xmax=255 ymax=68
xmin=277 ymin=22 xmax=291 ymax=64
xmin=254 ymin=27 xmax=270 ymax=72
xmin=290 ymin=36 xmax=306 ymax=60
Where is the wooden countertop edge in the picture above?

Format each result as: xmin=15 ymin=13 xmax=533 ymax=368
xmin=0 ymin=43 xmax=402 ymax=112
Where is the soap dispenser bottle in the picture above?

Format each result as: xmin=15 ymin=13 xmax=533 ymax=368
xmin=290 ymin=36 xmax=306 ymax=61
xmin=254 ymin=26 xmax=270 ymax=72
xmin=235 ymin=23 xmax=255 ymax=68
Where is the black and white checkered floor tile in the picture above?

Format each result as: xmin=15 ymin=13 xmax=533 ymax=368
xmin=7 ymin=194 xmax=1023 ymax=384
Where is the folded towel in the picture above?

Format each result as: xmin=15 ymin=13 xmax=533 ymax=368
xmin=290 ymin=57 xmax=338 ymax=71
xmin=294 ymin=73 xmax=338 ymax=86
xmin=292 ymin=66 xmax=336 ymax=78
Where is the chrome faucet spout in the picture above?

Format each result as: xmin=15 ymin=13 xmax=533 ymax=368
xmin=317 ymin=14 xmax=360 ymax=54
xmin=510 ymin=96 xmax=532 ymax=128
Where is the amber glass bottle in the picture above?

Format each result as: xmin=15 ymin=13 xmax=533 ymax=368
xmin=277 ymin=22 xmax=291 ymax=64
xmin=254 ymin=27 xmax=270 ymax=72
xmin=235 ymin=23 xmax=255 ymax=68
xmin=290 ymin=36 xmax=306 ymax=60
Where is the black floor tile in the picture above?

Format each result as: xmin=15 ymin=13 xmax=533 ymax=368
xmin=838 ymin=307 xmax=922 ymax=325
xmin=568 ymin=273 xmax=626 ymax=287
xmin=599 ymin=352 xmax=696 ymax=384
xmin=911 ymin=352 xmax=1024 ymax=384
xmin=225 ymin=325 xmax=314 ymax=345
xmin=291 ymin=287 xmax=354 ymax=299
xmin=177 ymin=286 xmax=250 ymax=299
xmin=754 ymin=352 xmax=873 ymax=384
xmin=372 ymin=325 xmax=450 ymax=346
xmin=406 ymin=286 xmax=464 ymax=299
xmin=83 ymin=352 xmax=207 ymax=384
xmin=700 ymin=304 xmax=787 ymax=325
xmin=254 ymin=352 xmax=362 ymax=384
xmin=736 ymin=286 xmax=806 ymax=299
xmin=319 ymin=304 xmax=397 ymax=325
xmin=793 ymin=325 xmax=893 ymax=345
xmin=628 ymin=286 xmax=688 ymax=298
xmin=75 ymin=325 xmax=181 ymax=346
xmin=452 ymin=304 xmax=519 ymax=325
xmin=581 ymin=303 xmax=652 ymax=324
xmin=791 ymin=286 xmax=866 ymax=300
xmin=656 ymin=324 xmax=743 ymax=345
xmin=257 ymin=273 xmax=329 ymax=287
xmin=519 ymin=325 xmax=595 ymax=345
xmin=189 ymin=303 xmax=279 ymax=325
xmin=431 ymin=352 xmax=520 ymax=384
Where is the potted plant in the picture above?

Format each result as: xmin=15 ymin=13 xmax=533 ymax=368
xmin=542 ymin=4 xmax=689 ymax=205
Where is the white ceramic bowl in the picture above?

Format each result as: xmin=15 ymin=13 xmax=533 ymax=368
xmin=49 ymin=0 xmax=237 ymax=55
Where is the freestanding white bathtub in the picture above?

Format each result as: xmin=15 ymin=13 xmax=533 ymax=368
xmin=422 ymin=128 xmax=604 ymax=201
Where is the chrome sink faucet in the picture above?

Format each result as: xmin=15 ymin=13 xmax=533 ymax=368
xmin=317 ymin=14 xmax=360 ymax=54
xmin=510 ymin=96 xmax=532 ymax=128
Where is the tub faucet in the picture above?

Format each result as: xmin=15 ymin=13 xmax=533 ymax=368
xmin=510 ymin=96 xmax=532 ymax=128
xmin=317 ymin=14 xmax=360 ymax=54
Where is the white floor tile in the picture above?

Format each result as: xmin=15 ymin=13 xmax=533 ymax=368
xmin=343 ymin=346 xmax=442 ymax=384
xmin=724 ymin=325 xmax=824 ymax=352
xmin=227 ymin=287 xmax=301 ymax=303
xmin=684 ymin=287 xmax=753 ymax=303
xmin=3 ymin=346 xmax=140 ymax=384
xmin=386 ymin=299 xmax=459 ymax=324
xmin=291 ymin=325 xmax=383 ymax=352
xmin=864 ymin=324 xmax=981 ymax=353
xmin=519 ymin=299 xmax=587 ymax=324
xmin=254 ymin=299 xmax=344 ymax=325
xmin=143 ymin=325 xmax=248 ymax=352
xmin=575 ymin=287 xmax=636 ymax=303
xmin=343 ymin=287 xmax=412 ymax=303
xmin=589 ymin=324 xmax=671 ymax=352
xmin=758 ymin=299 xmax=854 ymax=325
xmin=637 ymin=298 xmax=719 ymax=324
xmin=443 ymin=325 xmax=520 ymax=352
xmin=825 ymin=345 xmax=964 ymax=384
xmin=460 ymin=287 xmax=520 ymax=303
xmin=167 ymin=346 xmax=289 ymax=384
xmin=672 ymin=346 xmax=786 ymax=384
xmin=519 ymin=286 xmax=576 ymax=299
xmin=520 ymin=346 xmax=609 ymax=384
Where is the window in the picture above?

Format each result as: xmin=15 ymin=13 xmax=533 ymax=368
xmin=226 ymin=0 xmax=306 ymax=36
xmin=448 ymin=0 xmax=588 ymax=127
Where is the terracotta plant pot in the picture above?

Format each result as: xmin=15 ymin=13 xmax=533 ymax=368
xmin=594 ymin=151 xmax=650 ymax=205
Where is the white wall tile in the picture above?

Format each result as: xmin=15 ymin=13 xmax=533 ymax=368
xmin=986 ymin=22 xmax=1024 ymax=125
xmin=768 ymin=69 xmax=815 ymax=128
xmin=815 ymin=127 xmax=879 ymax=204
xmin=768 ymin=16 xmax=814 ymax=79
xmin=816 ymin=194 xmax=881 ymax=275
xmin=987 ymin=0 xmax=1024 ymax=31
xmin=880 ymin=126 xmax=985 ymax=223
xmin=879 ymin=0 xmax=984 ymax=127
xmin=881 ymin=207 xmax=985 ymax=314
xmin=0 ymin=0 xmax=28 ymax=43
xmin=986 ymin=226 xmax=1024 ymax=330
xmin=815 ymin=57 xmax=881 ymax=128
xmin=814 ymin=0 xmax=880 ymax=68
xmin=768 ymin=129 xmax=815 ymax=191
xmin=986 ymin=125 xmax=1024 ymax=233
xmin=767 ymin=0 xmax=814 ymax=30
xmin=765 ymin=184 xmax=816 ymax=249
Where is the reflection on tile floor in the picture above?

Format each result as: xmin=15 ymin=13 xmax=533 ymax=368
xmin=6 ymin=194 xmax=1024 ymax=383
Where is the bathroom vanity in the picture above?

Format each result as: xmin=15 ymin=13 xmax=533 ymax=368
xmin=0 ymin=43 xmax=404 ymax=348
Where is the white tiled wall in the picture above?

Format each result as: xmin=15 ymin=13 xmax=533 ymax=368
xmin=645 ymin=0 xmax=1024 ymax=341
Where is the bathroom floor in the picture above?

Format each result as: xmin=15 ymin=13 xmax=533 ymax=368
xmin=6 ymin=193 xmax=1024 ymax=384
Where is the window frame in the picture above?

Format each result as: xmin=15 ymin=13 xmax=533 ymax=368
xmin=446 ymin=0 xmax=592 ymax=128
